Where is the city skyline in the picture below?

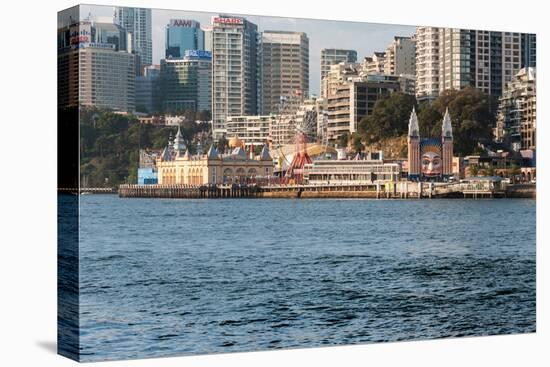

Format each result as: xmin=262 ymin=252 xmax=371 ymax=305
xmin=80 ymin=4 xmax=415 ymax=95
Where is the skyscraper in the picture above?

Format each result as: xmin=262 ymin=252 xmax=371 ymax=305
xmin=116 ymin=7 xmax=153 ymax=75
xmin=260 ymin=31 xmax=309 ymax=115
xmin=211 ymin=15 xmax=259 ymax=140
xmin=165 ymin=19 xmax=204 ymax=59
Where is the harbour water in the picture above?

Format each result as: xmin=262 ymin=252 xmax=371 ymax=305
xmin=75 ymin=196 xmax=535 ymax=361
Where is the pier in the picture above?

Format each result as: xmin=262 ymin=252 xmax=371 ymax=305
xmin=118 ymin=179 xmax=533 ymax=199
xmin=118 ymin=184 xmax=262 ymax=199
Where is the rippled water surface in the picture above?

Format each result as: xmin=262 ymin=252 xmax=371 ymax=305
xmin=76 ymin=196 xmax=535 ymax=361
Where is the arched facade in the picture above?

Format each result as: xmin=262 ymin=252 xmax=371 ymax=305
xmin=156 ymin=144 xmax=274 ymax=186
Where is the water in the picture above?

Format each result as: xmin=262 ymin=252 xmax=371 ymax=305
xmin=74 ymin=196 xmax=535 ymax=361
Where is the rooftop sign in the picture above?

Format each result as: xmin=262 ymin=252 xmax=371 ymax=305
xmin=213 ymin=17 xmax=244 ymax=25
xmin=169 ymin=19 xmax=199 ymax=28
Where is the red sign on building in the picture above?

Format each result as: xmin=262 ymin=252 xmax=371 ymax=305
xmin=213 ymin=17 xmax=244 ymax=25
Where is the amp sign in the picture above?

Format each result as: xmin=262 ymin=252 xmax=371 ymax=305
xmin=170 ymin=19 xmax=199 ymax=27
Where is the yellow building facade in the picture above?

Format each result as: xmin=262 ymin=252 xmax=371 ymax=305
xmin=156 ymin=131 xmax=274 ymax=185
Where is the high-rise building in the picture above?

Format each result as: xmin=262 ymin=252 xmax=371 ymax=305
xmin=415 ymin=27 xmax=441 ymax=101
xmin=495 ymin=67 xmax=536 ymax=151
xmin=58 ymin=20 xmax=135 ymax=112
xmin=116 ymin=7 xmax=153 ymax=74
xmin=203 ymin=27 xmax=213 ymax=52
xmin=165 ymin=19 xmax=204 ymax=59
xmin=416 ymin=26 xmax=537 ymax=100
xmin=384 ymin=36 xmax=416 ymax=76
xmin=135 ymin=65 xmax=160 ymax=113
xmin=260 ymin=31 xmax=309 ymax=115
xmin=211 ymin=15 xmax=259 ymax=140
xmin=160 ymin=50 xmax=212 ymax=113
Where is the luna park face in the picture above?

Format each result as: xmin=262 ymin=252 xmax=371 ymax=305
xmin=421 ymin=151 xmax=442 ymax=177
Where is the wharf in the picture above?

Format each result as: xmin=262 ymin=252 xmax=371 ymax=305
xmin=118 ymin=180 xmax=534 ymax=199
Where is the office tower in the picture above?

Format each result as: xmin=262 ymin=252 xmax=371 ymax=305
xmin=165 ymin=19 xmax=204 ymax=59
xmin=58 ymin=20 xmax=135 ymax=112
xmin=260 ymin=31 xmax=309 ymax=115
xmin=211 ymin=15 xmax=259 ymax=140
xmin=160 ymin=50 xmax=212 ymax=113
xmin=116 ymin=7 xmax=153 ymax=74
xmin=135 ymin=65 xmax=160 ymax=113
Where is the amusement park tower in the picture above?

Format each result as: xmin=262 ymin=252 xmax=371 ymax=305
xmin=407 ymin=107 xmax=454 ymax=181
xmin=407 ymin=107 xmax=421 ymax=180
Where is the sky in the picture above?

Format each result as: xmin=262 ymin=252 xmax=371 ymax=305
xmin=79 ymin=5 xmax=415 ymax=95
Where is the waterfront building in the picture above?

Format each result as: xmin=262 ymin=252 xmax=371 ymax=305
xmin=165 ymin=19 xmax=204 ymax=59
xmin=384 ymin=36 xmax=416 ymax=76
xmin=135 ymin=65 xmax=160 ymax=113
xmin=116 ymin=7 xmax=153 ymax=74
xmin=226 ymin=115 xmax=275 ymax=147
xmin=260 ymin=31 xmax=309 ymax=115
xmin=415 ymin=27 xmax=441 ymax=101
xmin=303 ymin=159 xmax=402 ymax=185
xmin=211 ymin=15 xmax=259 ymax=140
xmin=156 ymin=126 xmax=274 ymax=185
xmin=495 ymin=67 xmax=536 ymax=151
xmin=159 ymin=50 xmax=212 ymax=113
xmin=326 ymin=75 xmax=401 ymax=141
xmin=407 ymin=107 xmax=453 ymax=181
xmin=138 ymin=168 xmax=158 ymax=185
xmin=58 ymin=20 xmax=135 ymax=112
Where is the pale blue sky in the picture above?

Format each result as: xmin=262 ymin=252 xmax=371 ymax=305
xmin=80 ymin=4 xmax=415 ymax=95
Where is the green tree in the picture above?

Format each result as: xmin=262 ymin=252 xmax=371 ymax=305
xmin=217 ymin=136 xmax=229 ymax=152
xmin=358 ymin=92 xmax=417 ymax=144
xmin=509 ymin=162 xmax=520 ymax=183
xmin=430 ymin=87 xmax=495 ymax=156
xmin=469 ymin=164 xmax=479 ymax=177
xmin=337 ymin=132 xmax=349 ymax=148
xmin=485 ymin=164 xmax=496 ymax=176
xmin=351 ymin=133 xmax=363 ymax=154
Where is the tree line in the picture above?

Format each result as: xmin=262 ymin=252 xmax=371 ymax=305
xmin=354 ymin=87 xmax=498 ymax=157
